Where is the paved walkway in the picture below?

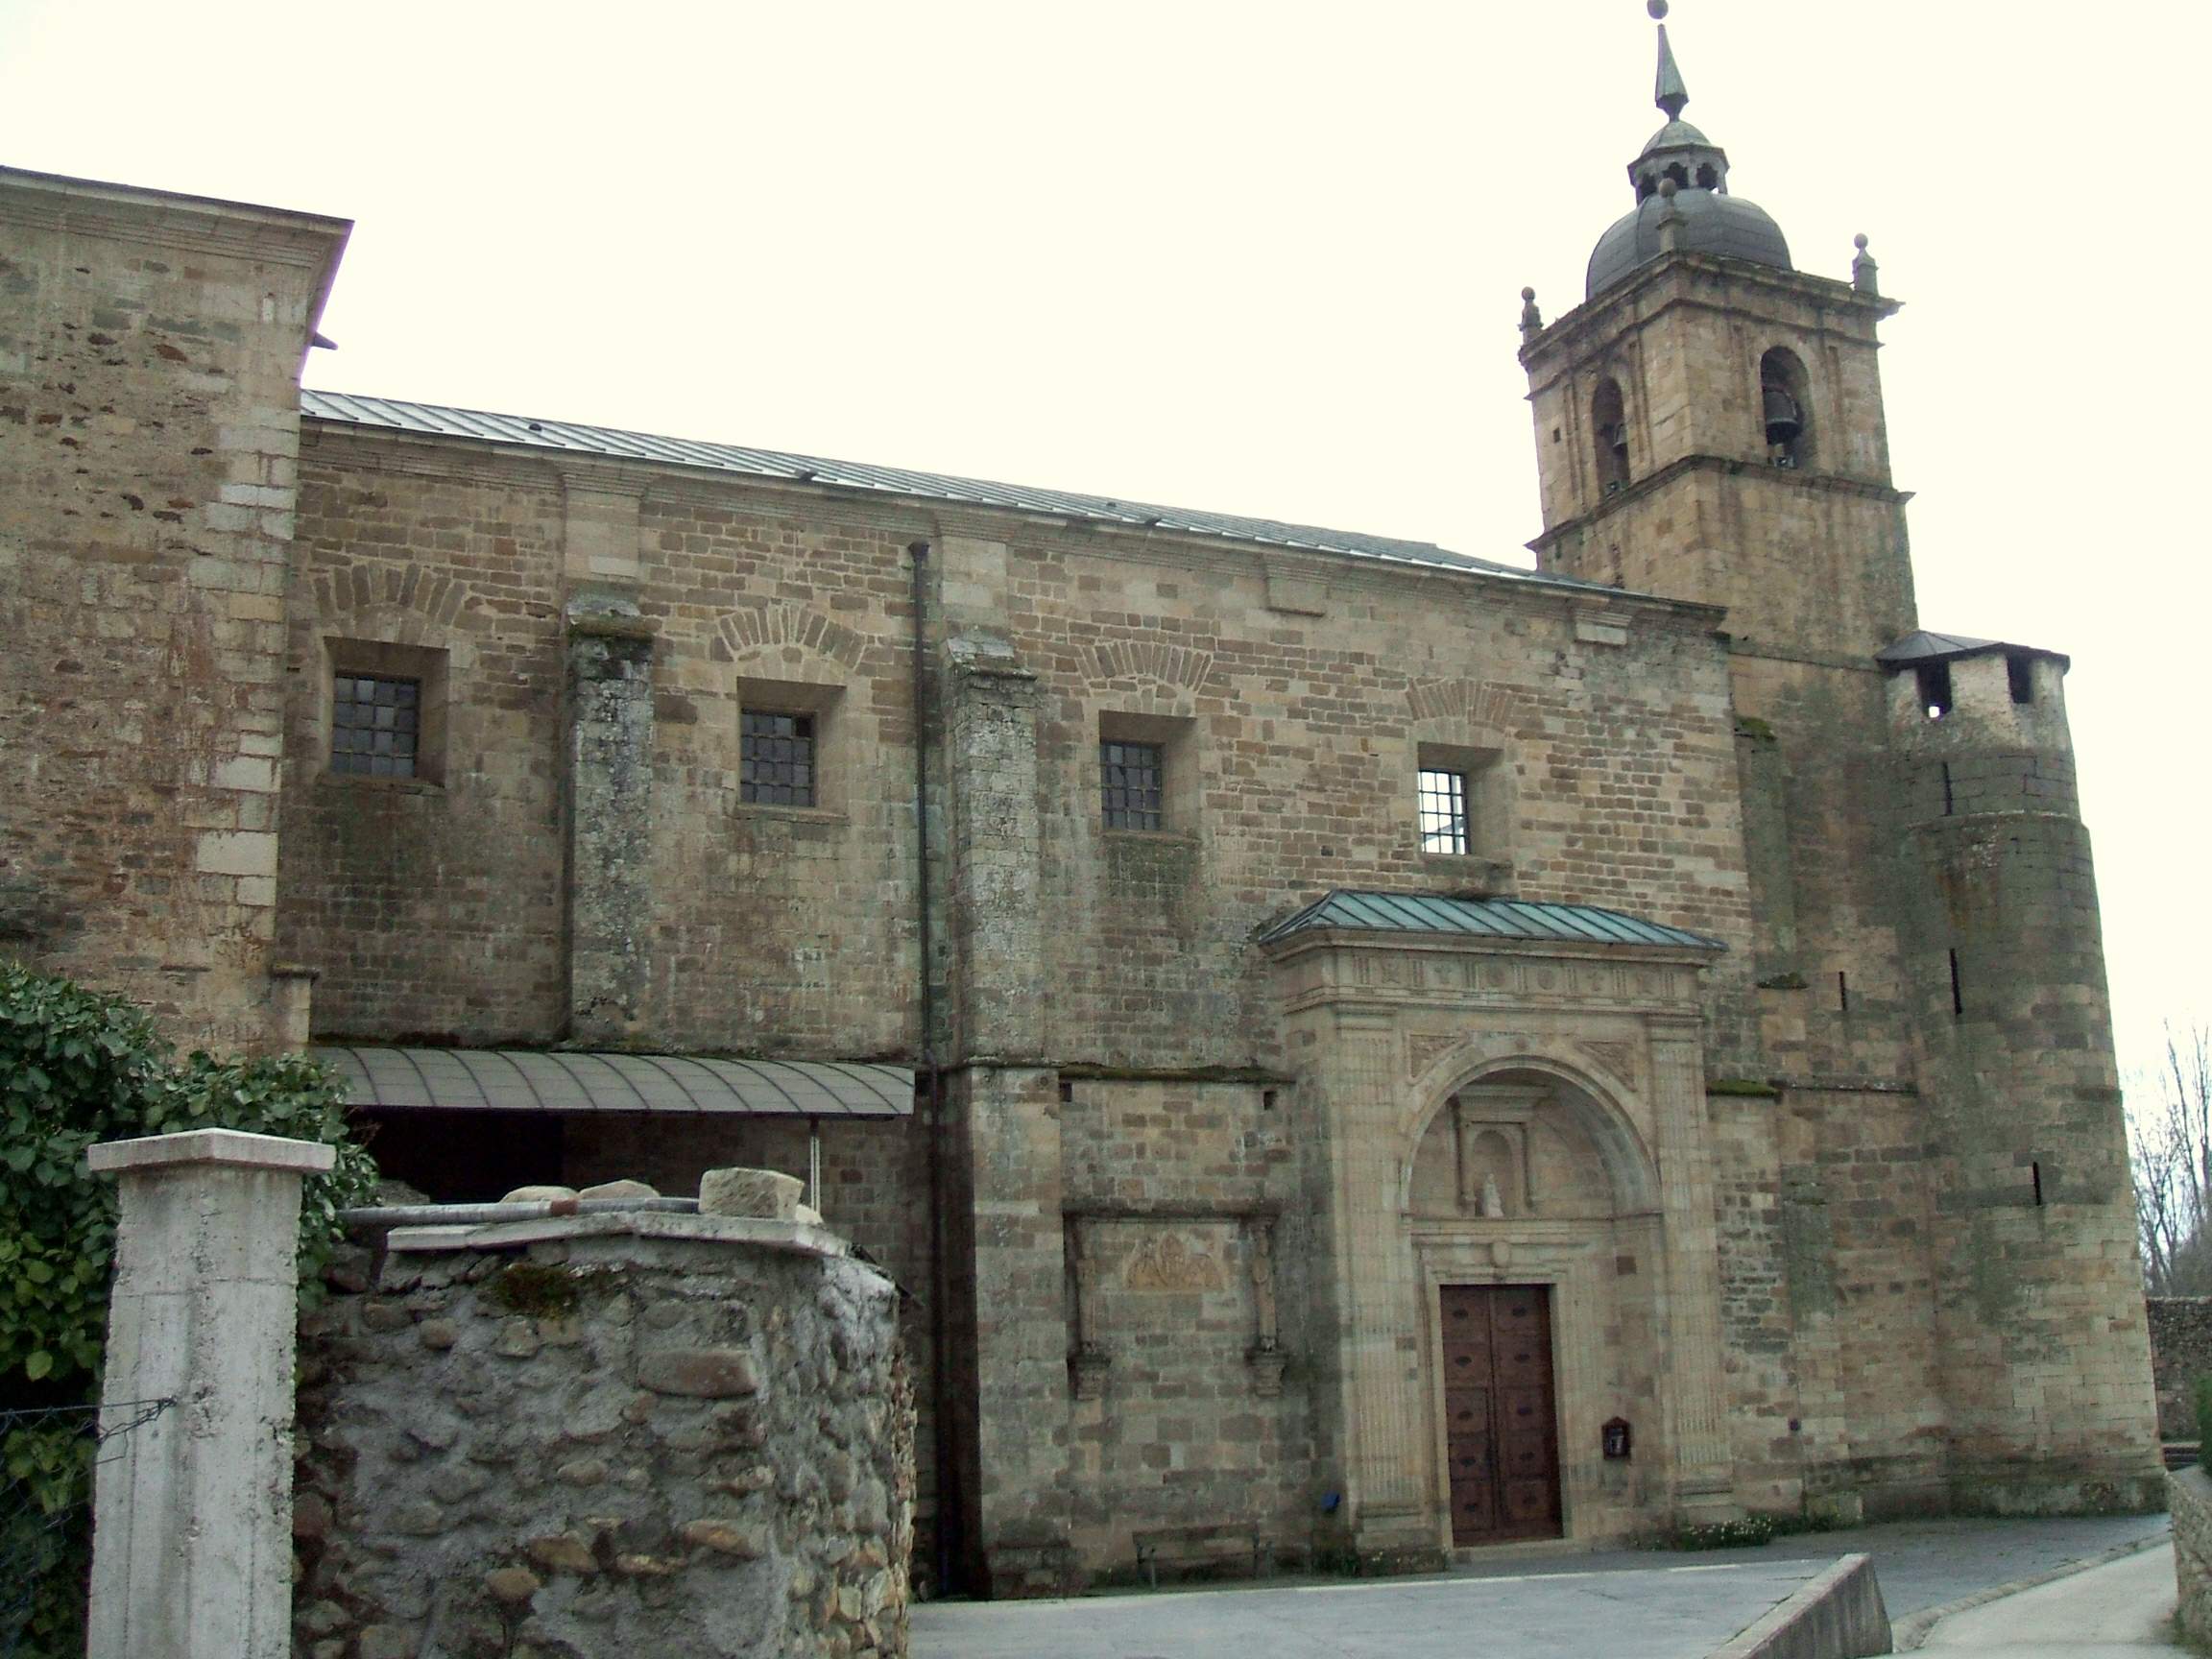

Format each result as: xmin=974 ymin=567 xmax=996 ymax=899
xmin=1917 ymin=1540 xmax=2186 ymax=1656
xmin=912 ymin=1514 xmax=2176 ymax=1659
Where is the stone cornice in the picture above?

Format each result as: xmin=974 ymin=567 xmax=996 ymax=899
xmin=1527 ymin=451 xmax=1912 ymax=557
xmin=1522 ymin=252 xmax=1901 ymax=379
xmin=1725 ymin=640 xmax=1891 ymax=675
xmin=1261 ymin=929 xmax=1719 ymax=969
xmin=1265 ymin=930 xmax=1716 ymax=1022
xmin=0 ymin=165 xmax=349 ymax=280
xmin=302 ymin=416 xmax=1727 ymax=640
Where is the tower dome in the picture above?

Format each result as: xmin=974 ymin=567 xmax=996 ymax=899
xmin=1585 ymin=3 xmax=1793 ymax=299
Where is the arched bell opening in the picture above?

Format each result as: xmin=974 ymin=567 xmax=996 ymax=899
xmin=1592 ymin=377 xmax=1631 ymax=498
xmin=1759 ymin=346 xmax=1815 ymax=470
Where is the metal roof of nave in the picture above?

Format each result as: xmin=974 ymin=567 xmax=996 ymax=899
xmin=301 ymin=390 xmax=1604 ymax=591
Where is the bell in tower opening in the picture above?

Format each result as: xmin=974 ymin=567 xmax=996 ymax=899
xmin=1760 ymin=347 xmax=1812 ymax=469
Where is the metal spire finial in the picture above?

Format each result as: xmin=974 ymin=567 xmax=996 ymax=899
xmin=1650 ymin=1 xmax=1691 ymax=121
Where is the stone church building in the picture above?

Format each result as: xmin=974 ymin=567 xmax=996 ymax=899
xmin=0 ymin=8 xmax=2161 ymax=1595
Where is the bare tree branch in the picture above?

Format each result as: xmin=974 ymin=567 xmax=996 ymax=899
xmin=2133 ymin=1024 xmax=2212 ymax=1295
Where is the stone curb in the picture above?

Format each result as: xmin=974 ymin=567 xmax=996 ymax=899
xmin=1706 ymin=1553 xmax=1890 ymax=1659
xmin=1888 ymin=1528 xmax=2173 ymax=1651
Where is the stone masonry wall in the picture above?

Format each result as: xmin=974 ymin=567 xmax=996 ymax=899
xmin=1058 ymin=1078 xmax=1313 ymax=1572
xmin=1711 ymin=1086 xmax=1945 ymax=1520
xmin=2149 ymin=1299 xmax=2212 ymax=1440
xmin=0 ymin=170 xmax=345 ymax=1052
xmin=279 ymin=445 xmax=570 ymax=1045
xmin=294 ymin=1214 xmax=912 ymax=1659
xmin=283 ymin=427 xmax=1760 ymax=1076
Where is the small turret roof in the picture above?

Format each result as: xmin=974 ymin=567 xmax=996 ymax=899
xmin=1876 ymin=630 xmax=2070 ymax=671
xmin=1642 ymin=118 xmax=1713 ymax=156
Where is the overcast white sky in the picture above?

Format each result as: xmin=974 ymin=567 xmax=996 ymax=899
xmin=3 ymin=0 xmax=2205 ymax=1095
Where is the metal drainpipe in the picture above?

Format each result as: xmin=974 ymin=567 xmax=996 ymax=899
xmin=909 ymin=538 xmax=961 ymax=1594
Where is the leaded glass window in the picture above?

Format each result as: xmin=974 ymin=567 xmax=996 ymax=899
xmin=331 ymin=674 xmax=421 ymax=778
xmin=741 ymin=709 xmax=816 ymax=805
xmin=1101 ymin=740 xmax=1164 ymax=830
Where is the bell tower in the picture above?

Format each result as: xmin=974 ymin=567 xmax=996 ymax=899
xmin=1514 ymin=2 xmax=2163 ymax=1522
xmin=1518 ymin=0 xmax=1916 ymax=664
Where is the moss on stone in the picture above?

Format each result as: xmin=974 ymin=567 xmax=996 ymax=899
xmin=489 ymin=1262 xmax=586 ymax=1318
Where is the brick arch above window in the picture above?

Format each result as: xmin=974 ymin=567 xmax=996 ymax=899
xmin=712 ymin=604 xmax=868 ymax=673
xmin=1405 ymin=677 xmax=1527 ymax=736
xmin=313 ymin=565 xmax=489 ymax=634
xmin=1084 ymin=638 xmax=1215 ymax=695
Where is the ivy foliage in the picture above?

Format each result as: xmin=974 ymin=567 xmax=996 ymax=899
xmin=0 ymin=961 xmax=377 ymax=1655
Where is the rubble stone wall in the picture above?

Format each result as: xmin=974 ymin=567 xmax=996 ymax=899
xmin=2149 ymin=1298 xmax=2212 ymax=1441
xmin=294 ymin=1214 xmax=912 ymax=1658
xmin=2174 ymin=1466 xmax=2212 ymax=1646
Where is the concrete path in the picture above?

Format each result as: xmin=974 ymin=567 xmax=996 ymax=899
xmin=1911 ymin=1557 xmax=2185 ymax=1654
xmin=912 ymin=1514 xmax=2176 ymax=1659
xmin=915 ymin=1556 xmax=1839 ymax=1659
xmin=1916 ymin=1540 xmax=2186 ymax=1656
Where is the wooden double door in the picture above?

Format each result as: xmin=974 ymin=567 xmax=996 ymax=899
xmin=1440 ymin=1283 xmax=1562 ymax=1547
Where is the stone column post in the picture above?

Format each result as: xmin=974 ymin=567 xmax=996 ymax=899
xmin=1646 ymin=1018 xmax=1737 ymax=1513
xmin=942 ymin=636 xmax=1072 ymax=1595
xmin=565 ymin=611 xmax=657 ymax=1042
xmin=1315 ymin=1004 xmax=1436 ymax=1564
xmin=84 ymin=1128 xmax=335 ymax=1659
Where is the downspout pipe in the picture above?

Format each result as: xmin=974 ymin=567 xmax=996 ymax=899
xmin=909 ymin=538 xmax=962 ymax=1595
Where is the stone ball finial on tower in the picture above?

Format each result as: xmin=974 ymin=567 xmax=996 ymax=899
xmin=1852 ymin=231 xmax=1881 ymax=296
xmin=1648 ymin=1 xmax=1668 ymax=17
xmin=1519 ymin=286 xmax=1544 ymax=340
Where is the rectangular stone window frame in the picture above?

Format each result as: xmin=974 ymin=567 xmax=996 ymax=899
xmin=1416 ymin=740 xmax=1511 ymax=887
xmin=320 ymin=637 xmax=449 ymax=787
xmin=1418 ymin=766 xmax=1470 ymax=854
xmin=734 ymin=676 xmax=847 ymax=819
xmin=740 ymin=709 xmax=818 ymax=806
xmin=1097 ymin=709 xmax=1197 ymax=836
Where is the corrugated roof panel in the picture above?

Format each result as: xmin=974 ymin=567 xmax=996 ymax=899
xmin=316 ymin=1047 xmax=916 ymax=1119
xmin=1256 ymin=890 xmax=1724 ymax=951
xmin=301 ymin=390 xmax=1607 ymax=590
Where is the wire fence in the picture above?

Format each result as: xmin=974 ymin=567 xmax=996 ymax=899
xmin=0 ymin=1397 xmax=171 ymax=1658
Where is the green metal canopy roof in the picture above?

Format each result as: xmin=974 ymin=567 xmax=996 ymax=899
xmin=1256 ymin=891 xmax=1725 ymax=950
xmin=316 ymin=1046 xmax=914 ymax=1119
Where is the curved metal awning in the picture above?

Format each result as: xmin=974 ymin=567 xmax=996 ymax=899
xmin=1256 ymin=890 xmax=1725 ymax=951
xmin=315 ymin=1046 xmax=914 ymax=1120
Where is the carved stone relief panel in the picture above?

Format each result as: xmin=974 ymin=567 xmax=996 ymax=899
xmin=1062 ymin=1214 xmax=1288 ymax=1398
xmin=1122 ymin=1230 xmax=1225 ymax=1292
